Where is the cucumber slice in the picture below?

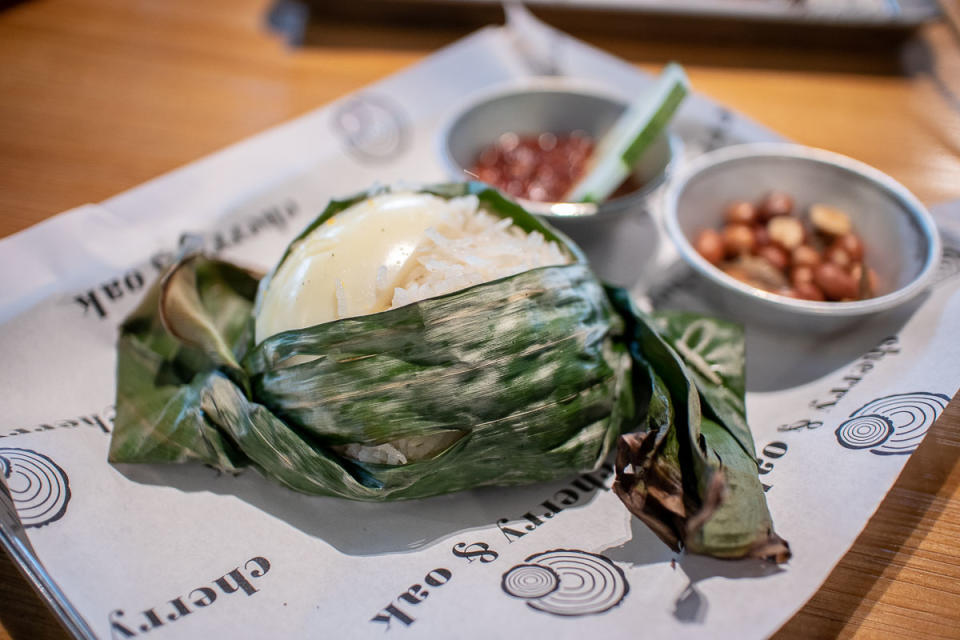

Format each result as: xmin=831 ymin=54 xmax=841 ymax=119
xmin=567 ymin=63 xmax=689 ymax=203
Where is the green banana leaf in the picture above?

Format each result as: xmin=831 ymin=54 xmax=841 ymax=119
xmin=651 ymin=310 xmax=755 ymax=461
xmin=110 ymin=182 xmax=788 ymax=562
xmin=607 ymin=291 xmax=789 ymax=562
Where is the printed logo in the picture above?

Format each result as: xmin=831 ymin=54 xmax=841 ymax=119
xmin=332 ymin=94 xmax=409 ymax=163
xmin=109 ymin=556 xmax=271 ymax=638
xmin=835 ymin=392 xmax=950 ymax=455
xmin=934 ymin=246 xmax=960 ymax=286
xmin=704 ymin=106 xmax=733 ymax=153
xmin=0 ymin=448 xmax=71 ymax=527
xmin=501 ymin=549 xmax=628 ymax=617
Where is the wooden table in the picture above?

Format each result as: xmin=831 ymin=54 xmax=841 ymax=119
xmin=1 ymin=1 xmax=959 ymax=637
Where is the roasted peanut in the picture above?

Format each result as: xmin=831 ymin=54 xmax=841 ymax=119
xmin=721 ymin=263 xmax=751 ymax=284
xmin=791 ymin=265 xmax=815 ymax=287
xmin=850 ymin=264 xmax=880 ymax=298
xmin=724 ymin=201 xmax=758 ymax=225
xmin=810 ymin=204 xmax=852 ymax=236
xmin=813 ymin=263 xmax=858 ymax=300
xmin=732 ymin=255 xmax=788 ymax=291
xmin=753 ymin=224 xmax=771 ymax=247
xmin=758 ymin=191 xmax=794 ymax=220
xmin=833 ymin=233 xmax=864 ymax=261
xmin=722 ymin=224 xmax=756 ymax=257
xmin=757 ymin=244 xmax=789 ymax=271
xmin=767 ymin=216 xmax=804 ymax=250
xmin=794 ymin=281 xmax=826 ymax=301
xmin=824 ymin=245 xmax=853 ymax=270
xmin=695 ymin=192 xmax=874 ymax=303
xmin=694 ymin=229 xmax=725 ymax=265
xmin=792 ymin=245 xmax=821 ymax=269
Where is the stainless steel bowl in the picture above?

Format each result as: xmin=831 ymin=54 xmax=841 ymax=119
xmin=438 ymin=79 xmax=679 ymax=221
xmin=663 ymin=143 xmax=942 ymax=331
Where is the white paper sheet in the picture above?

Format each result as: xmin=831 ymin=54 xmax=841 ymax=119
xmin=1 ymin=14 xmax=958 ymax=640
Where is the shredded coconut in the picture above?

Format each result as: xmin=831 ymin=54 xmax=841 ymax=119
xmin=335 ymin=279 xmax=348 ymax=319
xmin=337 ymin=431 xmax=465 ymax=465
xmin=381 ymin=195 xmax=569 ymax=310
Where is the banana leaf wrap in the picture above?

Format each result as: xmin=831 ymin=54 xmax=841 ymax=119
xmin=110 ymin=182 xmax=788 ymax=562
xmin=607 ymin=293 xmax=789 ymax=562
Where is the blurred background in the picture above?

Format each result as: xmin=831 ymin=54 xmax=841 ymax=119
xmin=0 ymin=0 xmax=958 ymax=241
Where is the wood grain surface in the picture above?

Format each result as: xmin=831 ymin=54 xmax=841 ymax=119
xmin=1 ymin=1 xmax=959 ymax=638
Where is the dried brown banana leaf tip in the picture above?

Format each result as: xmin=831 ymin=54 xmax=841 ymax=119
xmin=754 ymin=533 xmax=792 ymax=564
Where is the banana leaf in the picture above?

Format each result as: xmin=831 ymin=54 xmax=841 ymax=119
xmin=112 ymin=184 xmax=634 ymax=502
xmin=110 ymin=182 xmax=788 ymax=561
xmin=607 ymin=291 xmax=790 ymax=562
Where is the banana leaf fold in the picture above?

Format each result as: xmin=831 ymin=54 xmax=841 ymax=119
xmin=110 ymin=182 xmax=789 ymax=562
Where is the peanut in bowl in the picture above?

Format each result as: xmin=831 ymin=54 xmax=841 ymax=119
xmin=662 ymin=143 xmax=942 ymax=332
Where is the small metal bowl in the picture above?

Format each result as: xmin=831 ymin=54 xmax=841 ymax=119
xmin=438 ymin=79 xmax=679 ymax=221
xmin=663 ymin=143 xmax=942 ymax=331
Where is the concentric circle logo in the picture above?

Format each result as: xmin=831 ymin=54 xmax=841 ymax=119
xmin=502 ymin=564 xmax=560 ymax=599
xmin=934 ymin=247 xmax=960 ymax=285
xmin=835 ymin=414 xmax=894 ymax=449
xmin=502 ymin=549 xmax=629 ymax=617
xmin=331 ymin=94 xmax=409 ymax=163
xmin=835 ymin=392 xmax=950 ymax=455
xmin=0 ymin=448 xmax=71 ymax=528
